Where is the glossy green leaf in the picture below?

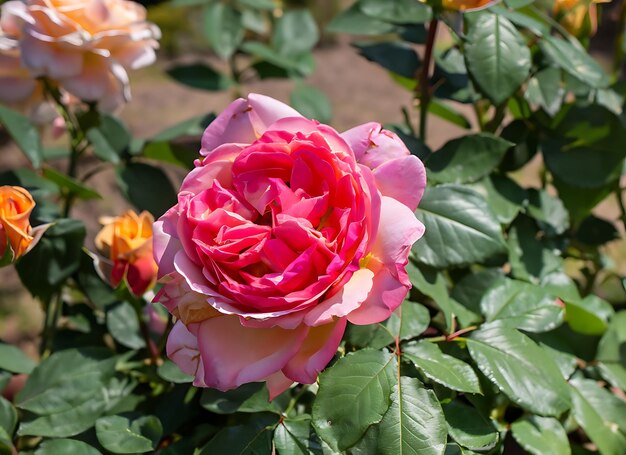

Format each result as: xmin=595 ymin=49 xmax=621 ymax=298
xmin=0 ymin=397 xmax=16 ymax=446
xmin=96 ymin=414 xmax=163 ymax=454
xmin=312 ymin=350 xmax=396 ymax=451
xmin=540 ymin=36 xmax=609 ymax=89
xmin=428 ymin=99 xmax=471 ymax=129
xmin=326 ymin=2 xmax=395 ymax=35
xmin=167 ymin=64 xmax=234 ymax=91
xmin=199 ymin=413 xmax=278 ymax=454
xmin=273 ymin=416 xmax=317 ymax=455
xmin=524 ymin=67 xmax=564 ymax=116
xmin=200 ymin=383 xmax=279 ymax=415
xmin=107 ymin=301 xmax=145 ymax=350
xmin=157 ymin=360 xmax=194 ymax=384
xmin=467 ymin=323 xmax=571 ymax=416
xmin=117 ymin=162 xmax=177 ymax=217
xmin=86 ymin=114 xmax=130 ymax=164
xmin=242 ymin=42 xmax=314 ymax=76
xmin=469 ymin=175 xmax=526 ymax=224
xmin=511 ymin=416 xmax=570 ymax=455
xmin=443 ymin=401 xmax=498 ymax=452
xmin=576 ymin=215 xmax=619 ymax=246
xmin=403 ymin=341 xmax=481 ymax=394
xmin=34 ymin=439 xmax=101 ymax=455
xmin=16 ymin=348 xmax=119 ymax=437
xmin=354 ymin=42 xmax=420 ymax=79
xmin=451 ymin=269 xmax=504 ymax=316
xmin=413 ymin=185 xmax=507 ymax=268
xmin=273 ymin=10 xmax=318 ymax=56
xmin=465 ymin=14 xmax=531 ymax=104
xmin=427 ymin=134 xmax=512 ymax=184
xmin=203 ymin=3 xmax=243 ymax=60
xmin=526 ymin=189 xmax=569 ymax=237
xmin=570 ymin=378 xmax=626 ymax=455
xmin=564 ymin=295 xmax=614 ymax=336
xmin=360 ymin=0 xmax=431 ymax=23
xmin=0 ymin=105 xmax=43 ymax=168
xmin=290 ymin=82 xmax=332 ymax=124
xmin=0 ymin=343 xmax=36 ymax=374
xmin=42 ymin=167 xmax=101 ymax=200
xmin=358 ymin=377 xmax=447 ymax=455
xmin=597 ymin=311 xmax=626 ymax=390
xmin=499 ymin=119 xmax=538 ymax=172
xmin=481 ymin=278 xmax=563 ymax=332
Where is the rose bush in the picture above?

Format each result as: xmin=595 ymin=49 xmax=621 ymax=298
xmin=0 ymin=186 xmax=36 ymax=265
xmin=0 ymin=0 xmax=160 ymax=109
xmin=154 ymin=94 xmax=426 ymax=396
xmin=95 ymin=209 xmax=158 ymax=297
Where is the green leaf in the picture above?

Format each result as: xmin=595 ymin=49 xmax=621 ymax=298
xmin=117 ymin=162 xmax=177 ymax=218
xmin=467 ymin=322 xmax=571 ymax=416
xmin=42 ymin=167 xmax=101 ymax=200
xmin=413 ymin=185 xmax=507 ymax=268
xmin=327 ymin=3 xmax=396 ymax=35
xmin=203 ymin=3 xmax=243 ymax=60
xmin=157 ymin=360 xmax=194 ymax=384
xmin=107 ymin=301 xmax=145 ymax=350
xmin=274 ymin=416 xmax=317 ymax=455
xmin=451 ymin=268 xmax=504 ymax=316
xmin=427 ymin=134 xmax=512 ymax=184
xmin=151 ymin=114 xmax=215 ymax=142
xmin=199 ymin=413 xmax=278 ymax=454
xmin=443 ymin=401 xmax=498 ymax=452
xmin=354 ymin=42 xmax=420 ymax=80
xmin=469 ymin=175 xmax=527 ymax=224
xmin=570 ymin=378 xmax=626 ymax=455
xmin=511 ymin=416 xmax=571 ymax=455
xmin=242 ymin=42 xmax=314 ymax=76
xmin=465 ymin=14 xmax=531 ymax=104
xmin=428 ymin=99 xmax=471 ymax=129
xmin=312 ymin=350 xmax=396 ymax=451
xmin=524 ymin=67 xmax=564 ymax=116
xmin=0 ymin=343 xmax=36 ymax=374
xmin=356 ymin=377 xmax=447 ymax=455
xmin=576 ymin=215 xmax=619 ymax=246
xmin=0 ymin=397 xmax=16 ymax=441
xmin=200 ymin=383 xmax=278 ymax=415
xmin=15 ymin=348 xmax=119 ymax=437
xmin=273 ymin=10 xmax=319 ymax=56
xmin=167 ymin=64 xmax=234 ymax=91
xmin=403 ymin=341 xmax=481 ymax=394
xmin=16 ymin=219 xmax=86 ymax=301
xmin=526 ymin=189 xmax=569 ymax=237
xmin=507 ymin=216 xmax=561 ymax=282
xmin=290 ymin=82 xmax=332 ymax=124
xmin=540 ymin=36 xmax=609 ymax=89
xmin=564 ymin=295 xmax=614 ymax=336
xmin=34 ymin=439 xmax=101 ymax=455
xmin=481 ymin=278 xmax=563 ymax=332
xmin=0 ymin=105 xmax=43 ymax=168
xmin=86 ymin=114 xmax=130 ymax=164
xmin=96 ymin=414 xmax=163 ymax=454
xmin=489 ymin=5 xmax=551 ymax=36
xmin=360 ymin=0 xmax=431 ymax=23
xmin=499 ymin=119 xmax=538 ymax=172
xmin=597 ymin=311 xmax=626 ymax=390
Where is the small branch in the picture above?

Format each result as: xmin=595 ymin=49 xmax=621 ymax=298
xmin=417 ymin=18 xmax=439 ymax=141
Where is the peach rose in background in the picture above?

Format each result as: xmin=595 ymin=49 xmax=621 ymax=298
xmin=0 ymin=0 xmax=160 ymax=109
xmin=0 ymin=186 xmax=40 ymax=265
xmin=154 ymin=94 xmax=426 ymax=398
xmin=553 ymin=0 xmax=608 ymax=36
xmin=95 ymin=209 xmax=158 ymax=297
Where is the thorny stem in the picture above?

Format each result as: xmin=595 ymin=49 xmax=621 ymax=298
xmin=425 ymin=325 xmax=478 ymax=343
xmin=417 ymin=18 xmax=439 ymax=141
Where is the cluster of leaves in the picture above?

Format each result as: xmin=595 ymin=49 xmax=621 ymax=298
xmin=0 ymin=0 xmax=625 ymax=454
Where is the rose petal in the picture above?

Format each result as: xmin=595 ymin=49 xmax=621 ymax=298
xmin=282 ymin=318 xmax=346 ymax=384
xmin=372 ymin=155 xmax=427 ymax=211
xmin=264 ymin=371 xmax=294 ymax=400
xmin=166 ymin=321 xmax=207 ymax=387
xmin=196 ymin=315 xmax=308 ymax=390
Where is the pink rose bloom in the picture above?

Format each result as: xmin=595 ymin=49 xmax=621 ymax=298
xmin=154 ymin=94 xmax=426 ymax=398
xmin=0 ymin=0 xmax=160 ymax=109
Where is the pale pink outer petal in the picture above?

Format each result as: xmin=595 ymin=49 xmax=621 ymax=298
xmin=303 ymin=268 xmax=374 ymax=326
xmin=282 ymin=318 xmax=346 ymax=384
xmin=166 ymin=321 xmax=207 ymax=387
xmin=200 ymin=94 xmax=302 ymax=155
xmin=340 ymin=122 xmax=379 ymax=162
xmin=264 ymin=371 xmax=294 ymax=400
xmin=372 ymin=155 xmax=427 ymax=211
xmin=348 ymin=196 xmax=425 ymax=325
xmin=196 ymin=315 xmax=309 ymax=391
xmin=152 ymin=208 xmax=180 ymax=279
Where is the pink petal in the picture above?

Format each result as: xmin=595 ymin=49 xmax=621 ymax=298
xmin=200 ymin=98 xmax=257 ymax=154
xmin=372 ymin=155 xmax=427 ymax=211
xmin=153 ymin=207 xmax=180 ymax=279
xmin=282 ymin=318 xmax=346 ymax=384
xmin=248 ymin=93 xmax=302 ymax=130
xmin=303 ymin=268 xmax=374 ymax=326
xmin=166 ymin=321 xmax=207 ymax=387
xmin=347 ymin=267 xmax=409 ymax=325
xmin=196 ymin=315 xmax=308 ymax=391
xmin=264 ymin=371 xmax=294 ymax=400
xmin=341 ymin=122 xmax=379 ymax=162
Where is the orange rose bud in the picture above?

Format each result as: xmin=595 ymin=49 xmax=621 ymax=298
xmin=553 ymin=0 xmax=606 ymax=37
xmin=0 ymin=186 xmax=35 ymax=265
xmin=95 ymin=210 xmax=157 ymax=296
